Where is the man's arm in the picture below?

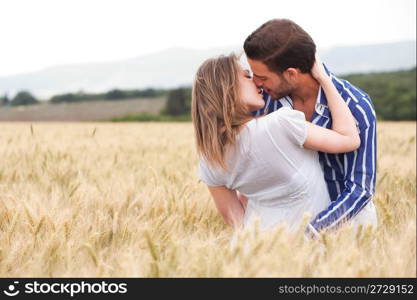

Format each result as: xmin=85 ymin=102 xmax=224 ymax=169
xmin=306 ymin=106 xmax=377 ymax=237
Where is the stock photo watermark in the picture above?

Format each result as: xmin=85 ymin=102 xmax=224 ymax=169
xmin=2 ymin=280 xmax=127 ymax=297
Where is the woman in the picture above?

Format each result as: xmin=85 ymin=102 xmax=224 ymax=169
xmin=192 ymin=53 xmax=361 ymax=235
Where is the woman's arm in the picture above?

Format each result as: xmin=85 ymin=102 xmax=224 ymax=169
xmin=236 ymin=190 xmax=248 ymax=210
xmin=207 ymin=186 xmax=245 ymax=228
xmin=303 ymin=56 xmax=360 ymax=153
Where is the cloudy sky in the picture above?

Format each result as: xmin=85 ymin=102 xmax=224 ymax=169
xmin=0 ymin=0 xmax=415 ymax=76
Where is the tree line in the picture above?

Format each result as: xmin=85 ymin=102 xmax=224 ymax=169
xmin=344 ymin=67 xmax=416 ymax=121
xmin=0 ymin=88 xmax=166 ymax=106
xmin=1 ymin=67 xmax=415 ymax=120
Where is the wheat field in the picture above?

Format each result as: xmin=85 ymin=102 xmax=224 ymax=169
xmin=0 ymin=121 xmax=415 ymax=277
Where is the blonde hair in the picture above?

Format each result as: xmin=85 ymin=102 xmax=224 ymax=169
xmin=191 ymin=53 xmax=253 ymax=170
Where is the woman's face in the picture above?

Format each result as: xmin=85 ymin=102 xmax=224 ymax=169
xmin=238 ymin=66 xmax=265 ymax=112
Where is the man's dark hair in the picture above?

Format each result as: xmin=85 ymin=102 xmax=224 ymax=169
xmin=243 ymin=19 xmax=316 ymax=74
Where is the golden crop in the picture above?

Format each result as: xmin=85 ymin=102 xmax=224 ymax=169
xmin=0 ymin=121 xmax=415 ymax=277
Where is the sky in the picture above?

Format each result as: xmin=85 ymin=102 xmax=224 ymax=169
xmin=0 ymin=0 xmax=415 ymax=77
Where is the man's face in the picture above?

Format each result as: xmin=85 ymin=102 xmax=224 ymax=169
xmin=247 ymin=58 xmax=295 ymax=99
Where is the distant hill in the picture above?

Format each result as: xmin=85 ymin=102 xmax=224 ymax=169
xmin=0 ymin=40 xmax=415 ymax=99
xmin=320 ymin=41 xmax=416 ymax=74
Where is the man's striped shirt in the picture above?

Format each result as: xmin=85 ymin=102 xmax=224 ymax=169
xmin=253 ymin=64 xmax=377 ymax=235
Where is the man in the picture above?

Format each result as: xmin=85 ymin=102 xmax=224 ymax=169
xmin=243 ymin=19 xmax=378 ymax=237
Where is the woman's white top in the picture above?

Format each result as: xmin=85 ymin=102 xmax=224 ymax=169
xmin=198 ymin=107 xmax=331 ymax=232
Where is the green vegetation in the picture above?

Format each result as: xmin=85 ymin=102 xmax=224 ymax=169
xmin=344 ymin=67 xmax=416 ymax=120
xmin=163 ymin=87 xmax=191 ymax=116
xmin=0 ymin=93 xmax=9 ymax=106
xmin=49 ymin=88 xmax=167 ymax=103
xmin=10 ymin=91 xmax=39 ymax=106
xmin=111 ymin=87 xmax=192 ymax=122
xmin=110 ymin=113 xmax=191 ymax=122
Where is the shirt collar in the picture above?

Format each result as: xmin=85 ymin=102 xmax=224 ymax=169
xmin=314 ymin=87 xmax=329 ymax=119
xmin=314 ymin=63 xmax=331 ymax=119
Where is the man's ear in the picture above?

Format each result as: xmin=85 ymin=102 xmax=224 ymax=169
xmin=282 ymin=68 xmax=299 ymax=83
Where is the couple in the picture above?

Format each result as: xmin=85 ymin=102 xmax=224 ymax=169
xmin=192 ymin=19 xmax=377 ymax=239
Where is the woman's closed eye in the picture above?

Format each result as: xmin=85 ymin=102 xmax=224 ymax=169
xmin=244 ymin=69 xmax=252 ymax=79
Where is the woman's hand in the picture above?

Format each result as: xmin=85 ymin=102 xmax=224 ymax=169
xmin=311 ymin=53 xmax=329 ymax=83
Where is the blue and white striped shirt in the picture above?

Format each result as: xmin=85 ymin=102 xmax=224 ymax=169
xmin=253 ymin=64 xmax=377 ymax=235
